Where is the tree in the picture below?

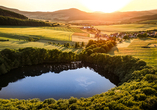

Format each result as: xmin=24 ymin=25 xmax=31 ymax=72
xmin=75 ymin=42 xmax=80 ymax=48
xmin=81 ymin=42 xmax=85 ymax=47
xmin=66 ymin=24 xmax=71 ymax=29
xmin=64 ymin=43 xmax=70 ymax=48
xmin=123 ymin=35 xmax=129 ymax=40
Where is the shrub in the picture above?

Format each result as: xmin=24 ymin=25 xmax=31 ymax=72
xmin=135 ymin=94 xmax=147 ymax=101
xmin=69 ymin=97 xmax=77 ymax=104
xmin=69 ymin=103 xmax=78 ymax=110
xmin=43 ymin=98 xmax=56 ymax=104
xmin=144 ymin=74 xmax=157 ymax=82
xmin=142 ymin=87 xmax=156 ymax=95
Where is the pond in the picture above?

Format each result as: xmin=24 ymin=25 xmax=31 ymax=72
xmin=0 ymin=63 xmax=119 ymax=101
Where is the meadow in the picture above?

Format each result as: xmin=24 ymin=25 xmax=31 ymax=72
xmin=95 ymin=24 xmax=157 ymax=34
xmin=0 ymin=26 xmax=84 ymax=54
xmin=0 ymin=26 xmax=74 ymax=41
xmin=42 ymin=27 xmax=83 ymax=33
xmin=108 ymin=38 xmax=157 ymax=68
xmin=0 ymin=41 xmax=82 ymax=54
xmin=139 ymin=20 xmax=157 ymax=24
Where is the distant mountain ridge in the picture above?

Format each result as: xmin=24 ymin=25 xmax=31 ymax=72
xmin=0 ymin=5 xmax=157 ymax=24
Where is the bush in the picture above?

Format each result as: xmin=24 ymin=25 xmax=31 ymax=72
xmin=135 ymin=94 xmax=147 ymax=101
xmin=69 ymin=103 xmax=78 ymax=110
xmin=43 ymin=98 xmax=56 ymax=104
xmin=69 ymin=97 xmax=77 ymax=104
xmin=142 ymin=87 xmax=156 ymax=95
xmin=144 ymin=74 xmax=157 ymax=82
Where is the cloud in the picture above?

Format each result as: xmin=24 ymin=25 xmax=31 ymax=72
xmin=76 ymin=77 xmax=95 ymax=88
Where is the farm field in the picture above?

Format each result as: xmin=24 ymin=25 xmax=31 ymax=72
xmin=42 ymin=27 xmax=83 ymax=33
xmin=108 ymin=38 xmax=157 ymax=68
xmin=139 ymin=20 xmax=157 ymax=24
xmin=0 ymin=26 xmax=85 ymax=54
xmin=0 ymin=40 xmax=82 ymax=54
xmin=0 ymin=26 xmax=73 ymax=41
xmin=95 ymin=24 xmax=157 ymax=34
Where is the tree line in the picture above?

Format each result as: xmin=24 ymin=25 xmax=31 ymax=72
xmin=0 ymin=47 xmax=78 ymax=75
xmin=0 ymin=15 xmax=52 ymax=26
xmin=0 ymin=8 xmax=54 ymax=26
xmin=80 ymin=39 xmax=116 ymax=56
xmin=0 ymin=8 xmax=28 ymax=19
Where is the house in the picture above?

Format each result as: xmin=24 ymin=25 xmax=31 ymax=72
xmin=80 ymin=26 xmax=92 ymax=29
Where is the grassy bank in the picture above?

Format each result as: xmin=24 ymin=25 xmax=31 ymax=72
xmin=108 ymin=38 xmax=157 ymax=68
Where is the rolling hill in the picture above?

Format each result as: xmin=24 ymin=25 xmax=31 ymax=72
xmin=0 ymin=7 xmax=52 ymax=26
xmin=130 ymin=14 xmax=157 ymax=23
xmin=0 ymin=5 xmax=157 ymax=24
xmin=0 ymin=8 xmax=28 ymax=19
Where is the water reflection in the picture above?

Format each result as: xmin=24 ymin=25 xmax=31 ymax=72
xmin=0 ymin=62 xmax=119 ymax=100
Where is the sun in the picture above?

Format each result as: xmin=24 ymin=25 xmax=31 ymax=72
xmin=80 ymin=0 xmax=132 ymax=13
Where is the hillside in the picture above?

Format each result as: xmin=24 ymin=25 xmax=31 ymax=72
xmin=0 ymin=7 xmax=52 ymax=26
xmin=0 ymin=5 xmax=157 ymax=24
xmin=130 ymin=14 xmax=157 ymax=23
xmin=0 ymin=8 xmax=28 ymax=19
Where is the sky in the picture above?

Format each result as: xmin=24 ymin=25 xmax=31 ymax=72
xmin=0 ymin=0 xmax=157 ymax=13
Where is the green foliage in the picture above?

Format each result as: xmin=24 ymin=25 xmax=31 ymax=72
xmin=43 ymin=27 xmax=83 ymax=33
xmin=0 ymin=15 xmax=52 ymax=26
xmin=0 ymin=8 xmax=28 ymax=19
xmin=81 ymin=42 xmax=85 ymax=47
xmin=123 ymin=35 xmax=129 ymax=40
xmin=75 ymin=42 xmax=80 ymax=48
xmin=43 ymin=98 xmax=56 ymax=104
xmin=69 ymin=97 xmax=77 ymax=104
xmin=0 ymin=47 xmax=77 ymax=74
xmin=83 ymin=39 xmax=116 ymax=56
xmin=137 ymin=33 xmax=148 ymax=38
xmin=0 ymin=39 xmax=9 ymax=41
xmin=0 ymin=45 xmax=157 ymax=109
xmin=64 ymin=43 xmax=71 ymax=48
xmin=28 ymin=37 xmax=40 ymax=42
xmin=142 ymin=87 xmax=156 ymax=95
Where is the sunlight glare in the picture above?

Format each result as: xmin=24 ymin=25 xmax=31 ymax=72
xmin=80 ymin=0 xmax=132 ymax=13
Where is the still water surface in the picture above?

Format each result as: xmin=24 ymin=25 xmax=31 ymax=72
xmin=0 ymin=63 xmax=119 ymax=101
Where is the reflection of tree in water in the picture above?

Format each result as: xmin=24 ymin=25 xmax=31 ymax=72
xmin=0 ymin=62 xmax=119 ymax=91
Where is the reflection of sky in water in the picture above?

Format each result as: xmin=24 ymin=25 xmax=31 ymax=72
xmin=76 ymin=77 xmax=95 ymax=89
xmin=0 ymin=67 xmax=115 ymax=101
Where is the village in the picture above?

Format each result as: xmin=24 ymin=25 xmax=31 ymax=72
xmin=81 ymin=26 xmax=157 ymax=41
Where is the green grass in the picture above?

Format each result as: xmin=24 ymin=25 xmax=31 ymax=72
xmin=95 ymin=24 xmax=157 ymax=34
xmin=0 ymin=26 xmax=84 ymax=54
xmin=0 ymin=26 xmax=73 ymax=41
xmin=42 ymin=27 xmax=83 ymax=33
xmin=108 ymin=38 xmax=157 ymax=68
xmin=0 ymin=40 xmax=82 ymax=54
xmin=139 ymin=20 xmax=157 ymax=24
